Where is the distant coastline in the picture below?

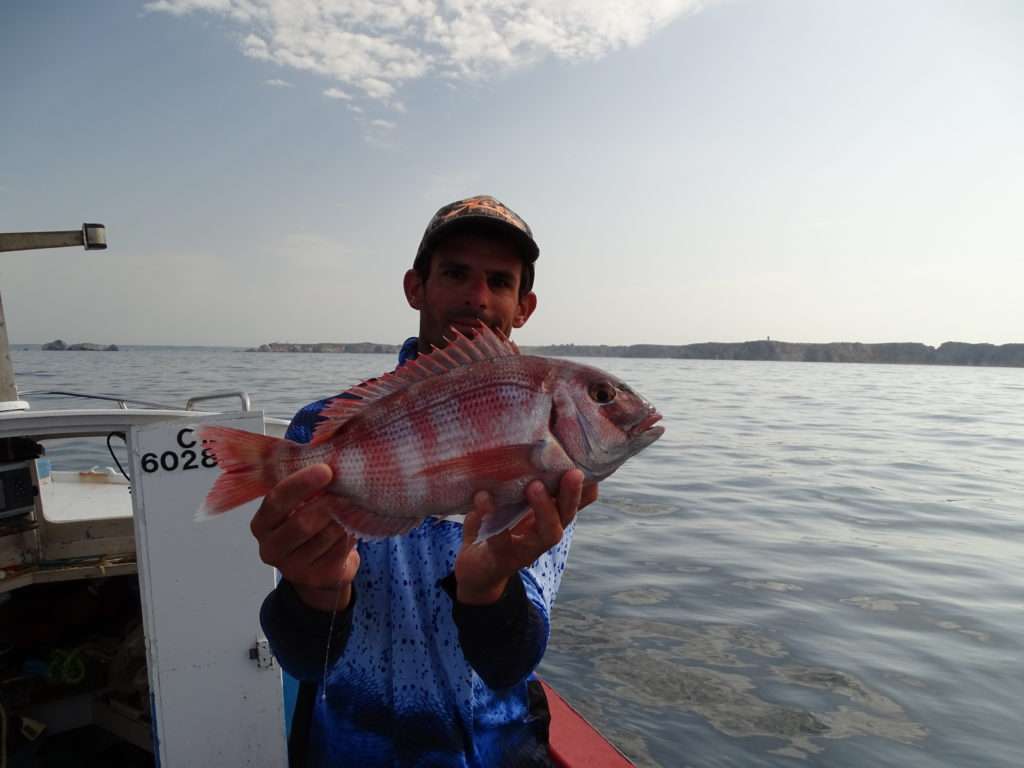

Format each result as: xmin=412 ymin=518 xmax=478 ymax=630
xmin=247 ymin=340 xmax=1024 ymax=368
xmin=249 ymin=342 xmax=400 ymax=354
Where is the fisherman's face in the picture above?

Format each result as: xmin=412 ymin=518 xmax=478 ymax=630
xmin=404 ymin=232 xmax=537 ymax=352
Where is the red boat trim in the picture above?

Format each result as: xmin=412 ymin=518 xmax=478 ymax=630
xmin=541 ymin=680 xmax=635 ymax=768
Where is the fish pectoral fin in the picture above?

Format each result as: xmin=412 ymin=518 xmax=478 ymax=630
xmin=475 ymin=503 xmax=532 ymax=543
xmin=324 ymin=495 xmax=422 ymax=540
xmin=415 ymin=443 xmax=543 ymax=485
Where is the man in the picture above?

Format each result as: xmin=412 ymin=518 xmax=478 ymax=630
xmin=255 ymin=196 xmax=597 ymax=767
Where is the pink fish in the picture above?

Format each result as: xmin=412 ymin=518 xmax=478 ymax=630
xmin=198 ymin=325 xmax=664 ymax=541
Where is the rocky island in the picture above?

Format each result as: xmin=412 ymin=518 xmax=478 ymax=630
xmin=42 ymin=339 xmax=119 ymax=351
xmin=248 ymin=342 xmax=399 ymax=354
xmin=248 ymin=339 xmax=1024 ymax=367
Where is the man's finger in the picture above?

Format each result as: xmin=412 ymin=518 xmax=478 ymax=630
xmin=251 ymin=464 xmax=333 ymax=538
xmin=580 ymin=482 xmax=599 ymax=511
xmin=319 ymin=538 xmax=361 ymax=585
xmin=258 ymin=493 xmax=339 ymax=564
xmin=285 ymin=534 xmax=360 ymax=591
xmin=557 ymin=469 xmax=584 ymax=529
xmin=509 ymin=509 xmax=537 ymax=537
xmin=279 ymin=521 xmax=348 ymax=573
xmin=313 ymin=530 xmax=357 ymax=567
xmin=526 ymin=480 xmax=562 ymax=548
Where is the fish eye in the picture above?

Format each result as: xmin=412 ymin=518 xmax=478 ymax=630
xmin=588 ymin=381 xmax=617 ymax=405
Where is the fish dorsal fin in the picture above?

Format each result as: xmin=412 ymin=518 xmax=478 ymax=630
xmin=309 ymin=325 xmax=519 ymax=445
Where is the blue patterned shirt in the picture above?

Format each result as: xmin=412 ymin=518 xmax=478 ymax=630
xmin=262 ymin=338 xmax=575 ymax=767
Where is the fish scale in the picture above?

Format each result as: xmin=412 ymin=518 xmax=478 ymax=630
xmin=198 ymin=324 xmax=664 ymax=542
xmin=355 ymin=383 xmax=550 ymax=517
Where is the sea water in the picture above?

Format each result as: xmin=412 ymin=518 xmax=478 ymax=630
xmin=11 ymin=347 xmax=1024 ymax=767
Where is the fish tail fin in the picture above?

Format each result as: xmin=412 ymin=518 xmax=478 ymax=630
xmin=196 ymin=426 xmax=282 ymax=519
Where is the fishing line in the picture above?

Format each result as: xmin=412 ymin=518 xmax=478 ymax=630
xmin=320 ymin=581 xmax=347 ymax=702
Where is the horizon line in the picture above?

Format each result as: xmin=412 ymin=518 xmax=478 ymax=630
xmin=13 ymin=339 xmax=1023 ymax=349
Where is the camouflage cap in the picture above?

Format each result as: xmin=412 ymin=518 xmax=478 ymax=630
xmin=414 ymin=195 xmax=540 ymax=271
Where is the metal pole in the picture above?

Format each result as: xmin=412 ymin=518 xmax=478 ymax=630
xmin=0 ymin=230 xmax=83 ymax=251
xmin=0 ymin=224 xmax=106 ymax=253
xmin=0 ymin=292 xmax=17 ymax=402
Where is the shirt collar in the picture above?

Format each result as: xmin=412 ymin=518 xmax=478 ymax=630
xmin=398 ymin=336 xmax=419 ymax=366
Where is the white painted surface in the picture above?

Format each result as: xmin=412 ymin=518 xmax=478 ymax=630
xmin=39 ymin=472 xmax=132 ymax=522
xmin=130 ymin=412 xmax=287 ymax=767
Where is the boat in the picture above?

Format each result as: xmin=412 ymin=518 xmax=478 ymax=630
xmin=541 ymin=681 xmax=633 ymax=768
xmin=0 ymin=225 xmax=635 ymax=767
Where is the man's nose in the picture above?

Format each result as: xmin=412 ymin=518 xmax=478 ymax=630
xmin=463 ymin=275 xmax=489 ymax=307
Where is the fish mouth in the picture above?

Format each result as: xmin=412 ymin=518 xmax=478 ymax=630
xmin=629 ymin=411 xmax=664 ymax=438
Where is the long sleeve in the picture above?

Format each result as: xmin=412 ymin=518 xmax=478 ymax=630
xmin=260 ymin=579 xmax=356 ymax=681
xmin=440 ymin=571 xmax=544 ymax=690
xmin=440 ymin=521 xmax=576 ymax=690
xmin=257 ymin=398 xmax=359 ymax=682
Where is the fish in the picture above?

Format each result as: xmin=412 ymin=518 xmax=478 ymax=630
xmin=197 ymin=324 xmax=664 ymax=542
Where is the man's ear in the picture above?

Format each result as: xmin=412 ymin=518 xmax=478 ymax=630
xmin=404 ymin=269 xmax=425 ymax=310
xmin=512 ymin=291 xmax=537 ymax=329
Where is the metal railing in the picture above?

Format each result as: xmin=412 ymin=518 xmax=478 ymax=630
xmin=17 ymin=389 xmax=252 ymax=413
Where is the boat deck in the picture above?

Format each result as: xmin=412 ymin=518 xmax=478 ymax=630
xmin=40 ymin=470 xmax=132 ymax=522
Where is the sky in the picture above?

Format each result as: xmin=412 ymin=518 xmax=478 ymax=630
xmin=1 ymin=0 xmax=1022 ymax=348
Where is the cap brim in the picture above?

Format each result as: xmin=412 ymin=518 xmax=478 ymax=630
xmin=417 ymin=216 xmax=539 ymax=265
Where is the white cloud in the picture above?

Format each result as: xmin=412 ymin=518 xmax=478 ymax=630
xmin=359 ymin=77 xmax=397 ymax=101
xmin=323 ymin=87 xmax=352 ymax=100
xmin=265 ymin=78 xmax=293 ymax=87
xmin=363 ymin=117 xmax=398 ymax=147
xmin=242 ymin=33 xmax=270 ymax=59
xmin=146 ymin=0 xmax=706 ymax=107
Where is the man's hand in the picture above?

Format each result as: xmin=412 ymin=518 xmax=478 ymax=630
xmin=454 ymin=469 xmax=598 ymax=606
xmin=250 ymin=464 xmax=360 ymax=613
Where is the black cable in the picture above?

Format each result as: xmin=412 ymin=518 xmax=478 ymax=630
xmin=106 ymin=432 xmax=130 ymax=482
